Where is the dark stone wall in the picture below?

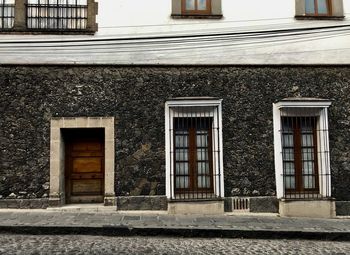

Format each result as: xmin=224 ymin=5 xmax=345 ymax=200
xmin=0 ymin=66 xmax=349 ymax=201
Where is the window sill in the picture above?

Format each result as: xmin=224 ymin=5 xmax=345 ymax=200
xmin=0 ymin=29 xmax=96 ymax=35
xmin=171 ymin=14 xmax=223 ymax=19
xmin=295 ymin=15 xmax=345 ymax=21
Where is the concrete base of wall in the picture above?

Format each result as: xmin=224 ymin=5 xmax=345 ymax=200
xmin=279 ymin=199 xmax=336 ymax=218
xmin=168 ymin=200 xmax=224 ymax=215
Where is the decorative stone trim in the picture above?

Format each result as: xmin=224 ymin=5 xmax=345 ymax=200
xmin=49 ymin=117 xmax=115 ymax=207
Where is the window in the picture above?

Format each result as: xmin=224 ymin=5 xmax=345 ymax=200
xmin=27 ymin=0 xmax=88 ymax=30
xmin=305 ymin=0 xmax=330 ymax=16
xmin=0 ymin=0 xmax=15 ymax=30
xmin=171 ymin=0 xmax=222 ymax=18
xmin=282 ymin=116 xmax=319 ymax=193
xmin=174 ymin=117 xmax=213 ymax=193
xmin=0 ymin=0 xmax=97 ymax=33
xmin=182 ymin=0 xmax=211 ymax=15
xmin=295 ymin=0 xmax=344 ymax=19
xmin=165 ymin=98 xmax=224 ymax=200
xmin=273 ymin=98 xmax=332 ymax=199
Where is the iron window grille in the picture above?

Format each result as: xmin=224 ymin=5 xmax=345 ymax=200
xmin=273 ymin=99 xmax=332 ymax=200
xmin=165 ymin=99 xmax=224 ymax=201
xmin=26 ymin=0 xmax=88 ymax=30
xmin=0 ymin=0 xmax=15 ymax=30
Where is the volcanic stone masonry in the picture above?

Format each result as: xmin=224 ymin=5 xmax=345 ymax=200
xmin=0 ymin=66 xmax=349 ymax=213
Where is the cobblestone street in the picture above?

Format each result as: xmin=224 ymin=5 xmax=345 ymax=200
xmin=0 ymin=234 xmax=349 ymax=255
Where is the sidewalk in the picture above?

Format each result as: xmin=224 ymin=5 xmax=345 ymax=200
xmin=0 ymin=206 xmax=349 ymax=241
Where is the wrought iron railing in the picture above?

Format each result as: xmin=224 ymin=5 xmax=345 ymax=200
xmin=26 ymin=0 xmax=87 ymax=30
xmin=0 ymin=0 xmax=15 ymax=30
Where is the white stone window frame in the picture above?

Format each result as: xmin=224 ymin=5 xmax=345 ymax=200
xmin=165 ymin=98 xmax=224 ymax=200
xmin=49 ymin=117 xmax=115 ymax=206
xmin=273 ymin=99 xmax=332 ymax=199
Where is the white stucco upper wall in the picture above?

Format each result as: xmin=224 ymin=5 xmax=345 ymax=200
xmin=0 ymin=0 xmax=349 ymax=65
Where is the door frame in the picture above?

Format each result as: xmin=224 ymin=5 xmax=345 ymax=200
xmin=49 ymin=117 xmax=115 ymax=207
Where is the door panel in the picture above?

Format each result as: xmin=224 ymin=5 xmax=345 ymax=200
xmin=72 ymin=157 xmax=103 ymax=173
xmin=72 ymin=179 xmax=102 ymax=194
xmin=66 ymin=137 xmax=104 ymax=204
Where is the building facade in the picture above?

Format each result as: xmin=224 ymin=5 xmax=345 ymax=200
xmin=0 ymin=0 xmax=350 ymax=217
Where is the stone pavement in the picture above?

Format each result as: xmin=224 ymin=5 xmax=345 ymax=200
xmin=0 ymin=207 xmax=349 ymax=241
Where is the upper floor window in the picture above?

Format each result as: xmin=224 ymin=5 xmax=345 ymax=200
xmin=295 ymin=0 xmax=344 ymax=19
xmin=182 ymin=0 xmax=211 ymax=15
xmin=305 ymin=0 xmax=330 ymax=16
xmin=27 ymin=0 xmax=88 ymax=30
xmin=171 ymin=0 xmax=222 ymax=19
xmin=0 ymin=0 xmax=15 ymax=30
xmin=0 ymin=0 xmax=97 ymax=34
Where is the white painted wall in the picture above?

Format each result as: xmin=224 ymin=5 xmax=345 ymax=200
xmin=0 ymin=0 xmax=349 ymax=64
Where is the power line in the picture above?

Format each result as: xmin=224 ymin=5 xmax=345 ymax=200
xmin=0 ymin=26 xmax=348 ymax=49
xmin=0 ymin=24 xmax=349 ymax=45
xmin=1 ymin=29 xmax=348 ymax=55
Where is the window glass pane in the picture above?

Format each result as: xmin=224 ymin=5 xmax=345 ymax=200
xmin=176 ymin=162 xmax=189 ymax=175
xmin=302 ymin=148 xmax=314 ymax=160
xmin=317 ymin=0 xmax=328 ymax=14
xmin=305 ymin=0 xmax=316 ymax=14
xmin=196 ymin=133 xmax=208 ymax=147
xmin=176 ymin=177 xmax=189 ymax=189
xmin=285 ymin=176 xmax=295 ymax=189
xmin=282 ymin=134 xmax=294 ymax=147
xmin=186 ymin=0 xmax=195 ymax=10
xmin=197 ymin=162 xmax=209 ymax=174
xmin=303 ymin=176 xmax=316 ymax=189
xmin=302 ymin=161 xmax=314 ymax=174
xmin=283 ymin=148 xmax=294 ymax=161
xmin=302 ymin=134 xmax=313 ymax=147
xmin=197 ymin=0 xmax=207 ymax=10
xmin=283 ymin=162 xmax=295 ymax=175
xmin=197 ymin=148 xmax=208 ymax=161
xmin=175 ymin=149 xmax=188 ymax=161
xmin=198 ymin=176 xmax=210 ymax=188
xmin=175 ymin=134 xmax=188 ymax=147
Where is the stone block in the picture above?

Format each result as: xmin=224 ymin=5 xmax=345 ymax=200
xmin=250 ymin=196 xmax=279 ymax=213
xmin=336 ymin=201 xmax=350 ymax=216
xmin=117 ymin=196 xmax=168 ymax=210
xmin=168 ymin=200 xmax=224 ymax=215
xmin=224 ymin=197 xmax=233 ymax=212
xmin=87 ymin=117 xmax=102 ymax=127
xmin=63 ymin=117 xmax=77 ymax=128
xmin=279 ymin=199 xmax=336 ymax=218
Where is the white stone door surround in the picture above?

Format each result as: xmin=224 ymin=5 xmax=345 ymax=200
xmin=49 ymin=117 xmax=115 ymax=206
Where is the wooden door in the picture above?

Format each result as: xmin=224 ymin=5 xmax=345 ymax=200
xmin=65 ymin=139 xmax=104 ymax=203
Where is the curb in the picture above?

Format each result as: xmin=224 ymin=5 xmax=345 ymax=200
xmin=1 ymin=226 xmax=349 ymax=241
